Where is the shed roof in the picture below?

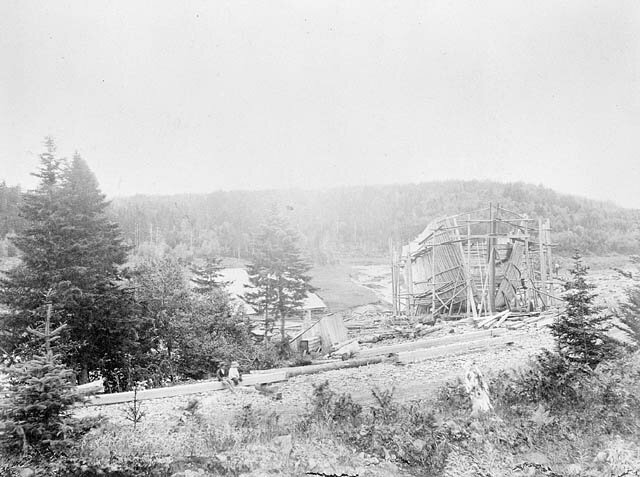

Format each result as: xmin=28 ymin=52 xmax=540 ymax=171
xmin=219 ymin=268 xmax=326 ymax=315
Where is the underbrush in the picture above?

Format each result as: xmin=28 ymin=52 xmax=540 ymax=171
xmin=433 ymin=351 xmax=640 ymax=475
xmin=3 ymin=351 xmax=640 ymax=476
xmin=301 ymin=380 xmax=450 ymax=474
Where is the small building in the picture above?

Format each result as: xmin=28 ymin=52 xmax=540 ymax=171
xmin=218 ymin=268 xmax=327 ymax=337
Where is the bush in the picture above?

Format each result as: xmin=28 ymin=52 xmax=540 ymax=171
xmin=0 ymin=353 xmax=83 ymax=457
xmin=304 ymin=381 xmax=448 ymax=474
xmin=620 ymin=283 xmax=640 ymax=347
xmin=509 ymin=350 xmax=587 ymax=409
xmin=434 ymin=378 xmax=471 ymax=414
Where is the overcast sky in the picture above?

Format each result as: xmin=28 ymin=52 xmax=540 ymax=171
xmin=1 ymin=1 xmax=639 ymax=208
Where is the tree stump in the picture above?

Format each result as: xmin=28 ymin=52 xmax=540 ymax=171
xmin=464 ymin=366 xmax=493 ymax=417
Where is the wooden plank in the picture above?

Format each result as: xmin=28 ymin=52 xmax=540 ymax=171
xmin=397 ymin=334 xmax=520 ymax=364
xmin=488 ymin=204 xmax=496 ymax=313
xmin=84 ymin=371 xmax=288 ymax=407
xmin=357 ymin=328 xmax=506 ymax=358
xmin=476 ymin=310 xmax=509 ymax=328
xmin=539 ymin=218 xmax=547 ymax=307
xmin=491 ymin=311 xmax=511 ymax=328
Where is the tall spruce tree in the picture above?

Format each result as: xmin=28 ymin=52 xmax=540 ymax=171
xmin=0 ymin=141 xmax=139 ymax=385
xmin=1 ymin=138 xmax=65 ymax=355
xmin=245 ymin=212 xmax=314 ymax=343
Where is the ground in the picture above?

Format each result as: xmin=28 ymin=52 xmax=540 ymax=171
xmin=9 ymin=254 xmax=640 ymax=475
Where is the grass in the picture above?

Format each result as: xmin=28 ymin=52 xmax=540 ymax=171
xmin=3 ymin=349 xmax=640 ymax=476
xmin=310 ymin=263 xmax=381 ymax=312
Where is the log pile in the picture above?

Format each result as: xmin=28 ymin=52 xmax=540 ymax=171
xmin=470 ymin=308 xmax=560 ymax=330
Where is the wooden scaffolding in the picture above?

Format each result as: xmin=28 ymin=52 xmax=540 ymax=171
xmin=391 ymin=204 xmax=558 ymax=317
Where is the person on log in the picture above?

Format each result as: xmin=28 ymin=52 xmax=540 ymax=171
xmin=216 ymin=361 xmax=228 ymax=381
xmin=216 ymin=361 xmax=242 ymax=392
xmin=228 ymin=361 xmax=242 ymax=386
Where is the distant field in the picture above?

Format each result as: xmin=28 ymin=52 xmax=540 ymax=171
xmin=310 ymin=263 xmax=381 ymax=312
xmin=582 ymin=254 xmax=635 ymax=270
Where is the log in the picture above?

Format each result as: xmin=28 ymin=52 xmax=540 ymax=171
xmin=331 ymin=339 xmax=361 ymax=357
xmin=84 ymin=371 xmax=288 ymax=406
xmin=476 ymin=310 xmax=509 ymax=328
xmin=490 ymin=311 xmax=511 ymax=329
xmin=397 ymin=334 xmax=519 ymax=364
xmin=506 ymin=322 xmax=526 ymax=330
xmin=285 ymin=355 xmax=388 ymax=377
xmin=357 ymin=328 xmax=505 ymax=358
xmin=77 ymin=378 xmax=104 ymax=395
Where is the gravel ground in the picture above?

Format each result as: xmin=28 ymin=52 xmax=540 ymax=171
xmin=76 ymin=323 xmax=554 ymax=426
xmin=75 ymin=260 xmax=635 ymax=424
xmin=68 ymin=262 xmax=640 ymax=476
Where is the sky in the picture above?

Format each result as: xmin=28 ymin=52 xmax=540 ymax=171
xmin=1 ymin=0 xmax=639 ymax=208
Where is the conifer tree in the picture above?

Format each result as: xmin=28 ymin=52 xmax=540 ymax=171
xmin=245 ymin=212 xmax=314 ymax=343
xmin=549 ymin=251 xmax=619 ymax=368
xmin=620 ymin=285 xmax=640 ymax=347
xmin=0 ymin=141 xmax=139 ymax=385
xmin=620 ymin=255 xmax=640 ymax=346
xmin=0 ymin=297 xmax=81 ymax=456
xmin=1 ymin=138 xmax=66 ymax=354
xmin=190 ymin=256 xmax=225 ymax=295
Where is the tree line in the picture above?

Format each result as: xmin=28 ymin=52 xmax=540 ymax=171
xmin=0 ymin=139 xmax=313 ymax=392
xmin=3 ymin=178 xmax=638 ymax=263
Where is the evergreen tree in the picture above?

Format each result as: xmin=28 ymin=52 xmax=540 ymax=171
xmin=0 ymin=141 xmax=139 ymax=385
xmin=549 ymin=251 xmax=619 ymax=368
xmin=245 ymin=212 xmax=314 ymax=343
xmin=190 ymin=256 xmax=225 ymax=294
xmin=620 ymin=285 xmax=640 ymax=347
xmin=1 ymin=138 xmax=66 ymax=355
xmin=0 ymin=300 xmax=81 ymax=456
xmin=619 ymin=255 xmax=640 ymax=346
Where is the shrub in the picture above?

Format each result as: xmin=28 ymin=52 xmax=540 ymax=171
xmin=620 ymin=283 xmax=640 ymax=347
xmin=510 ymin=350 xmax=587 ymax=409
xmin=434 ymin=378 xmax=471 ymax=414
xmin=0 ymin=352 xmax=82 ymax=456
xmin=304 ymin=381 xmax=448 ymax=474
xmin=549 ymin=251 xmax=620 ymax=368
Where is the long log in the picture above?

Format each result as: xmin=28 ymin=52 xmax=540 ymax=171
xmin=84 ymin=371 xmax=288 ymax=406
xmin=397 ymin=334 xmax=520 ymax=364
xmin=285 ymin=355 xmax=388 ymax=378
xmin=357 ymin=328 xmax=506 ymax=358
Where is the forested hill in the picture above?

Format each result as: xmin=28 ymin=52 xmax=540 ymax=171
xmin=107 ymin=181 xmax=639 ymax=262
xmin=1 ymin=180 xmax=639 ymax=262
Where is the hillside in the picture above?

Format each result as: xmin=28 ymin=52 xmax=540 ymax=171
xmin=107 ymin=181 xmax=639 ymax=260
xmin=2 ymin=180 xmax=639 ymax=261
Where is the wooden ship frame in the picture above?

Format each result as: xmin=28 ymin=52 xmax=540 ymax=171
xmin=391 ymin=204 xmax=559 ymax=318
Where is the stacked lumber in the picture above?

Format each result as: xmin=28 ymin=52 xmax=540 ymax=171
xmin=505 ymin=309 xmax=559 ymax=330
xmin=344 ymin=303 xmax=392 ymax=333
xmin=472 ymin=308 xmax=560 ymax=330
xmin=473 ymin=310 xmax=510 ymax=329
